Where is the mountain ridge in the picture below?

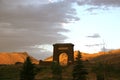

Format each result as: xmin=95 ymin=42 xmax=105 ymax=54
xmin=0 ymin=52 xmax=39 ymax=64
xmin=0 ymin=49 xmax=120 ymax=65
xmin=45 ymin=49 xmax=120 ymax=64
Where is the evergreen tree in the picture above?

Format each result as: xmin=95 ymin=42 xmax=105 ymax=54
xmin=20 ymin=57 xmax=35 ymax=80
xmin=72 ymin=51 xmax=88 ymax=80
xmin=51 ymin=62 xmax=62 ymax=80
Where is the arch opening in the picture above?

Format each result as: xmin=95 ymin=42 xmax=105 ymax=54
xmin=59 ymin=53 xmax=68 ymax=66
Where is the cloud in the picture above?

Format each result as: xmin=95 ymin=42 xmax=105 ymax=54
xmin=74 ymin=0 xmax=120 ymax=12
xmin=85 ymin=43 xmax=104 ymax=47
xmin=0 ymin=0 xmax=79 ymax=59
xmin=87 ymin=33 xmax=101 ymax=38
xmin=76 ymin=0 xmax=120 ymax=7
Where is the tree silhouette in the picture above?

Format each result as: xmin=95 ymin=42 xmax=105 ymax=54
xmin=72 ymin=51 xmax=88 ymax=80
xmin=20 ymin=57 xmax=35 ymax=80
xmin=51 ymin=62 xmax=62 ymax=80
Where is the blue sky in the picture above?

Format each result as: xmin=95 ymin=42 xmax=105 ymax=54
xmin=63 ymin=4 xmax=120 ymax=53
xmin=0 ymin=0 xmax=120 ymax=59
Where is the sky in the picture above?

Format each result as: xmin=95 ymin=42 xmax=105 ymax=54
xmin=0 ymin=0 xmax=120 ymax=60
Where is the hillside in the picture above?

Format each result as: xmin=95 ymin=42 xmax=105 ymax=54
xmin=0 ymin=52 xmax=39 ymax=64
xmin=44 ymin=51 xmax=102 ymax=61
xmin=91 ymin=49 xmax=120 ymax=64
xmin=45 ymin=49 xmax=120 ymax=64
xmin=1 ymin=49 xmax=120 ymax=65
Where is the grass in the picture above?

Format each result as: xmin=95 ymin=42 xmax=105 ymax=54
xmin=0 ymin=62 xmax=120 ymax=80
xmin=0 ymin=65 xmax=21 ymax=80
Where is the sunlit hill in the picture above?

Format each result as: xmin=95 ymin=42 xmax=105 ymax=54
xmin=45 ymin=49 xmax=120 ymax=64
xmin=0 ymin=52 xmax=39 ymax=64
xmin=0 ymin=49 xmax=120 ymax=65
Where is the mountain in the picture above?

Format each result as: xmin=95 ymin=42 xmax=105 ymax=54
xmin=45 ymin=49 xmax=120 ymax=64
xmin=0 ymin=52 xmax=39 ymax=64
xmin=91 ymin=49 xmax=120 ymax=64
xmin=1 ymin=49 xmax=120 ymax=65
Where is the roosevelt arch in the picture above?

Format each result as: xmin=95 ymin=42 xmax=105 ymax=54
xmin=53 ymin=43 xmax=74 ymax=65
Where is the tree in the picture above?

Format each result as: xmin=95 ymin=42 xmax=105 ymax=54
xmin=20 ymin=57 xmax=35 ymax=80
xmin=51 ymin=62 xmax=62 ymax=80
xmin=72 ymin=51 xmax=88 ymax=80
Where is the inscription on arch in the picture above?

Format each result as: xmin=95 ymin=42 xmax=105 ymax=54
xmin=58 ymin=47 xmax=68 ymax=50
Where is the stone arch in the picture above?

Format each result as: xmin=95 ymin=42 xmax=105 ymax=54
xmin=53 ymin=43 xmax=74 ymax=65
